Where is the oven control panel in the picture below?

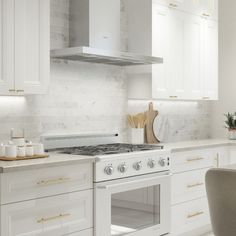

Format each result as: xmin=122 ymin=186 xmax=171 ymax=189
xmin=94 ymin=149 xmax=171 ymax=182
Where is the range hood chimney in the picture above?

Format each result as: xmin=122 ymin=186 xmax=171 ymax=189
xmin=51 ymin=0 xmax=163 ymax=66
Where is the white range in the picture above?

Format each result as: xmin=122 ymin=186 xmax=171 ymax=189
xmin=42 ymin=133 xmax=171 ymax=236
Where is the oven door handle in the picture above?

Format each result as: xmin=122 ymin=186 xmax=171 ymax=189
xmin=96 ymin=173 xmax=171 ymax=190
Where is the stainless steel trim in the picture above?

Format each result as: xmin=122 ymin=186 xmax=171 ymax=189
xmin=51 ymin=47 xmax=163 ymax=66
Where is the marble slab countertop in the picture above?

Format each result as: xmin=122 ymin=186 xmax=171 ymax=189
xmin=0 ymin=139 xmax=236 ymax=173
xmin=0 ymin=152 xmax=95 ymax=173
xmin=163 ymin=139 xmax=236 ymax=152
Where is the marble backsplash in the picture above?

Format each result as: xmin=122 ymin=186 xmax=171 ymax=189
xmin=0 ymin=0 xmax=210 ymax=143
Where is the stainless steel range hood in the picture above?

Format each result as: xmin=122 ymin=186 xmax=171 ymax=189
xmin=51 ymin=47 xmax=163 ymax=66
xmin=50 ymin=0 xmax=163 ymax=67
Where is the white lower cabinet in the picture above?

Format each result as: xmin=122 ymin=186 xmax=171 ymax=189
xmin=171 ymin=147 xmax=229 ymax=235
xmin=171 ymin=168 xmax=208 ymax=205
xmin=67 ymin=229 xmax=93 ymax=236
xmin=171 ymin=197 xmax=210 ymax=235
xmin=0 ymin=163 xmax=94 ymax=236
xmin=1 ymin=190 xmax=93 ymax=236
xmin=0 ymin=163 xmax=93 ymax=204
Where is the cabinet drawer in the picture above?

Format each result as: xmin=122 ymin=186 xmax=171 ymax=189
xmin=0 ymin=163 xmax=93 ymax=204
xmin=171 ymin=149 xmax=215 ymax=173
xmin=171 ymin=197 xmax=210 ymax=235
xmin=68 ymin=228 xmax=93 ymax=236
xmin=1 ymin=190 xmax=93 ymax=236
xmin=172 ymin=168 xmax=208 ymax=204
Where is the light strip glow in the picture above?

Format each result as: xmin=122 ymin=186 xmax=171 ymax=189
xmin=128 ymin=99 xmax=198 ymax=106
xmin=0 ymin=96 xmax=26 ymax=105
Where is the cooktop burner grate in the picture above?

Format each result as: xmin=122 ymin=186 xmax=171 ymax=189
xmin=56 ymin=143 xmax=164 ymax=156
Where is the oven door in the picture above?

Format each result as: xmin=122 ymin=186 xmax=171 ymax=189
xmin=95 ymin=172 xmax=171 ymax=236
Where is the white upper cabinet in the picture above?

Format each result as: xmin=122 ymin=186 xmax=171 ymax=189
xmin=184 ymin=14 xmax=203 ymax=99
xmin=168 ymin=8 xmax=186 ymax=99
xmin=152 ymin=4 xmax=170 ymax=99
xmin=154 ymin=0 xmax=218 ymax=20
xmin=202 ymin=19 xmax=218 ymax=100
xmin=14 ymin=0 xmax=50 ymax=95
xmin=0 ymin=0 xmax=14 ymax=94
xmin=126 ymin=0 xmax=218 ymax=101
xmin=0 ymin=0 xmax=50 ymax=96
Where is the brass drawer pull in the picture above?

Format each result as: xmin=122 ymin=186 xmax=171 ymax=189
xmin=37 ymin=177 xmax=71 ymax=186
xmin=169 ymin=3 xmax=178 ymax=8
xmin=16 ymin=89 xmax=25 ymax=93
xmin=202 ymin=97 xmax=210 ymax=100
xmin=187 ymin=211 xmax=204 ymax=219
xmin=215 ymin=153 xmax=219 ymax=167
xmin=37 ymin=213 xmax=71 ymax=223
xmin=202 ymin=13 xmax=210 ymax=17
xmin=9 ymin=89 xmax=15 ymax=92
xmin=169 ymin=95 xmax=178 ymax=99
xmin=187 ymin=182 xmax=204 ymax=188
xmin=187 ymin=157 xmax=204 ymax=162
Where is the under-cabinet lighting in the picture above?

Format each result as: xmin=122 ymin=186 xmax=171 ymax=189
xmin=0 ymin=96 xmax=26 ymax=105
xmin=128 ymin=100 xmax=198 ymax=106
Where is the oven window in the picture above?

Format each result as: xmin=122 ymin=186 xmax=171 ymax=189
xmin=111 ymin=186 xmax=160 ymax=236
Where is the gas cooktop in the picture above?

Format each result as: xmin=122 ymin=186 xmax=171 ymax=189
xmin=56 ymin=143 xmax=164 ymax=156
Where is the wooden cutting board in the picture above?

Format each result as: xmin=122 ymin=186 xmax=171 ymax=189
xmin=144 ymin=102 xmax=160 ymax=144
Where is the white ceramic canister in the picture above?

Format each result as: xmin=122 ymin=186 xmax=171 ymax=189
xmin=11 ymin=137 xmax=25 ymax=146
xmin=129 ymin=128 xmax=144 ymax=144
xmin=5 ymin=145 xmax=17 ymax=158
xmin=25 ymin=145 xmax=34 ymax=157
xmin=0 ymin=144 xmax=5 ymax=157
xmin=33 ymin=143 xmax=45 ymax=156
xmin=17 ymin=146 xmax=26 ymax=157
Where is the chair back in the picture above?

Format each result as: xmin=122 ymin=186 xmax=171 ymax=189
xmin=206 ymin=168 xmax=236 ymax=236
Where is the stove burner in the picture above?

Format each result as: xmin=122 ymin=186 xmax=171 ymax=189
xmin=57 ymin=143 xmax=164 ymax=156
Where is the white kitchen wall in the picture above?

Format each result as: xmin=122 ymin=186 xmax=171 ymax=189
xmin=211 ymin=0 xmax=236 ymax=138
xmin=0 ymin=0 xmax=211 ymax=143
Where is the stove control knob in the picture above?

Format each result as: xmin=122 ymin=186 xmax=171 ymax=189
xmin=104 ymin=166 xmax=114 ymax=175
xmin=159 ymin=158 xmax=166 ymax=167
xmin=148 ymin=159 xmax=156 ymax=169
xmin=133 ymin=162 xmax=142 ymax=171
xmin=118 ymin=164 xmax=127 ymax=173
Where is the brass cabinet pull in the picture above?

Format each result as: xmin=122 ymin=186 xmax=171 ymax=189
xmin=16 ymin=89 xmax=25 ymax=93
xmin=187 ymin=211 xmax=204 ymax=219
xmin=202 ymin=13 xmax=210 ymax=17
xmin=215 ymin=153 xmax=219 ymax=167
xmin=169 ymin=95 xmax=178 ymax=99
xmin=187 ymin=182 xmax=204 ymax=189
xmin=169 ymin=3 xmax=178 ymax=8
xmin=37 ymin=213 xmax=71 ymax=223
xmin=187 ymin=157 xmax=204 ymax=162
xmin=9 ymin=89 xmax=15 ymax=92
xmin=202 ymin=97 xmax=210 ymax=100
xmin=37 ymin=177 xmax=71 ymax=186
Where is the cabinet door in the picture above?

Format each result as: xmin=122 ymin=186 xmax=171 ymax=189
xmin=184 ymin=15 xmax=203 ymax=99
xmin=0 ymin=0 xmax=14 ymax=94
xmin=168 ymin=9 xmax=186 ymax=99
xmin=14 ymin=0 xmax=50 ymax=95
xmin=202 ymin=19 xmax=218 ymax=100
xmin=152 ymin=4 xmax=171 ymax=99
xmin=1 ymin=190 xmax=93 ymax=236
xmin=200 ymin=0 xmax=218 ymax=20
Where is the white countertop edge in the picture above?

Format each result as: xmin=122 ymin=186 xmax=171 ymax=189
xmin=0 ymin=153 xmax=95 ymax=173
xmin=162 ymin=139 xmax=236 ymax=152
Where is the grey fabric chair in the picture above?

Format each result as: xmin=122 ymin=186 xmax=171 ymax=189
xmin=206 ymin=168 xmax=236 ymax=236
